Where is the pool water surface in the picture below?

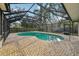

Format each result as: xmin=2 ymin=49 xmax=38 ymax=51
xmin=17 ymin=32 xmax=64 ymax=41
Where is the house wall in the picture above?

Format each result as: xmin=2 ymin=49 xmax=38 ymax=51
xmin=0 ymin=3 xmax=7 ymax=36
xmin=64 ymin=3 xmax=79 ymax=35
xmin=0 ymin=3 xmax=9 ymax=48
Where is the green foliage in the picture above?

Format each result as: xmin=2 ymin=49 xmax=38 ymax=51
xmin=21 ymin=23 xmax=34 ymax=28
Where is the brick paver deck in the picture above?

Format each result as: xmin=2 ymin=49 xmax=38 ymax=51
xmin=0 ymin=33 xmax=79 ymax=56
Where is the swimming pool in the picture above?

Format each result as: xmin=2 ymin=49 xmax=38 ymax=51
xmin=17 ymin=32 xmax=64 ymax=41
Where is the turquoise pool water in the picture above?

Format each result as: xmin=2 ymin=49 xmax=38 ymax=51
xmin=17 ymin=32 xmax=64 ymax=41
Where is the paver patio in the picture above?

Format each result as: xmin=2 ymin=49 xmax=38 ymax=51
xmin=0 ymin=33 xmax=79 ymax=56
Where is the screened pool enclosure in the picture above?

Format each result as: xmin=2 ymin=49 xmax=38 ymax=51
xmin=0 ymin=3 xmax=79 ymax=45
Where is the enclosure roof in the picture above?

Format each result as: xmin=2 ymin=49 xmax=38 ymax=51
xmin=3 ymin=3 xmax=74 ymax=24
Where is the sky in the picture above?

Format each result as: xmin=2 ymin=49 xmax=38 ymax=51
xmin=10 ymin=3 xmax=39 ymax=14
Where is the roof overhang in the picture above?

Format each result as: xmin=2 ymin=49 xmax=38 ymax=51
xmin=64 ymin=3 xmax=79 ymax=21
xmin=0 ymin=3 xmax=7 ymax=10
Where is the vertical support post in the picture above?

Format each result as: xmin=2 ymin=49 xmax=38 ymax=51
xmin=0 ymin=8 xmax=2 ymax=40
xmin=0 ymin=9 xmax=3 ymax=48
xmin=69 ymin=21 xmax=71 ymax=34
xmin=78 ymin=22 xmax=79 ymax=36
xmin=70 ymin=20 xmax=73 ymax=35
xmin=63 ymin=23 xmax=65 ymax=32
xmin=3 ymin=13 xmax=6 ymax=42
xmin=72 ymin=22 xmax=73 ymax=35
